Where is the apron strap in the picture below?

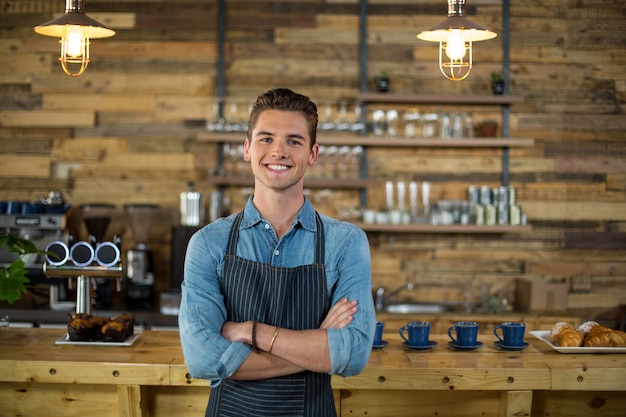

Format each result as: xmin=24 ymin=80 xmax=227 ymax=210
xmin=225 ymin=210 xmax=325 ymax=265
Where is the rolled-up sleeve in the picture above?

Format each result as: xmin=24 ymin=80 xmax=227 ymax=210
xmin=325 ymin=225 xmax=376 ymax=376
xmin=178 ymin=222 xmax=251 ymax=387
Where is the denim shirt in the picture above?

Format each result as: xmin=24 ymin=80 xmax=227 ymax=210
xmin=179 ymin=196 xmax=375 ymax=387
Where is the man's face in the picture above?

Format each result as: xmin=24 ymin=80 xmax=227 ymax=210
xmin=244 ymin=109 xmax=318 ymax=192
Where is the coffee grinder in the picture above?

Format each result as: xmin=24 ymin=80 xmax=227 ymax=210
xmin=80 ymin=203 xmax=116 ymax=309
xmin=123 ymin=204 xmax=159 ymax=309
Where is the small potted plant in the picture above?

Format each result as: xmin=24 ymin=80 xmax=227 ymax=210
xmin=0 ymin=234 xmax=44 ymax=304
xmin=491 ymin=72 xmax=504 ymax=95
xmin=375 ymin=71 xmax=390 ymax=93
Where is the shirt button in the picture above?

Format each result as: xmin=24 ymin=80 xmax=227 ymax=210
xmin=265 ymin=223 xmax=270 ymax=229
xmin=274 ymin=250 xmax=279 ymax=256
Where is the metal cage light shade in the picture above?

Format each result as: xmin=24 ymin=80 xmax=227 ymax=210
xmin=417 ymin=0 xmax=496 ymax=81
xmin=34 ymin=0 xmax=115 ymax=77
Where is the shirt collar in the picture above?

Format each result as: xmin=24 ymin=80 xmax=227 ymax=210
xmin=241 ymin=195 xmax=317 ymax=232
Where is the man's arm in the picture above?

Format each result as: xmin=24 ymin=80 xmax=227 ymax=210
xmin=222 ymin=298 xmax=358 ymax=379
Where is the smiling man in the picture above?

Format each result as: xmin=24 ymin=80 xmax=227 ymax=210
xmin=179 ymin=88 xmax=375 ymax=417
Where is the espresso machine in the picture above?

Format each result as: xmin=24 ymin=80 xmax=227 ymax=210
xmin=0 ymin=204 xmax=70 ymax=309
xmin=43 ymin=202 xmax=123 ymax=315
xmin=123 ymin=204 xmax=159 ymax=309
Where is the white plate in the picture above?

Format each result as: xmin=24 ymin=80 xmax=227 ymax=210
xmin=55 ymin=333 xmax=140 ymax=347
xmin=529 ymin=330 xmax=626 ymax=353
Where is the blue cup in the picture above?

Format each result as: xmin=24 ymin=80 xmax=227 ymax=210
xmin=493 ymin=322 xmax=526 ymax=347
xmin=373 ymin=321 xmax=385 ymax=346
xmin=399 ymin=321 xmax=430 ymax=347
xmin=448 ymin=321 xmax=479 ymax=347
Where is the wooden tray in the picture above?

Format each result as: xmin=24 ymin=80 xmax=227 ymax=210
xmin=55 ymin=333 xmax=140 ymax=347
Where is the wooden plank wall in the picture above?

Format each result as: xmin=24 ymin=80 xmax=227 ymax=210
xmin=1 ymin=0 xmax=625 ymax=327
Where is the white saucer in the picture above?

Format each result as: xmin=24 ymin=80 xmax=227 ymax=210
xmin=448 ymin=341 xmax=483 ymax=351
xmin=402 ymin=341 xmax=437 ymax=351
xmin=494 ymin=341 xmax=529 ymax=351
xmin=372 ymin=340 xmax=389 ymax=349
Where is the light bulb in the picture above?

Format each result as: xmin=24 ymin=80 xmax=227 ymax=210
xmin=445 ymin=30 xmax=466 ymax=60
xmin=64 ymin=25 xmax=85 ymax=58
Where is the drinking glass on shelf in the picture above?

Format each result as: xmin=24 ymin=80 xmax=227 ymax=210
xmin=439 ymin=112 xmax=451 ymax=139
xmin=348 ymin=146 xmax=362 ymax=179
xmin=372 ymin=109 xmax=386 ymax=138
xmin=452 ymin=112 xmax=464 ymax=139
xmin=422 ymin=181 xmax=431 ymax=216
xmin=385 ymin=181 xmax=395 ymax=212
xmin=206 ymin=100 xmax=226 ymax=132
xmin=386 ymin=109 xmax=399 ymax=138
xmin=464 ymin=113 xmax=474 ymax=138
xmin=396 ymin=181 xmax=406 ymax=213
xmin=337 ymin=146 xmax=351 ymax=178
xmin=335 ymin=101 xmax=351 ymax=131
xmin=234 ymin=144 xmax=247 ymax=177
xmin=409 ymin=181 xmax=419 ymax=219
xmin=320 ymin=101 xmax=336 ymax=131
xmin=324 ymin=145 xmax=338 ymax=179
xmin=422 ymin=113 xmax=438 ymax=138
xmin=225 ymin=101 xmax=242 ymax=132
xmin=403 ymin=108 xmax=420 ymax=138
xmin=351 ymin=103 xmax=366 ymax=134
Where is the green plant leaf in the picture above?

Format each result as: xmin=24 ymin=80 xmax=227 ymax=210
xmin=0 ymin=233 xmax=43 ymax=304
xmin=0 ymin=234 xmax=39 ymax=256
xmin=1 ymin=258 xmax=29 ymax=304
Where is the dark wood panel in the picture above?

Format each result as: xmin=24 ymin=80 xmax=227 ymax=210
xmin=564 ymin=232 xmax=626 ymax=250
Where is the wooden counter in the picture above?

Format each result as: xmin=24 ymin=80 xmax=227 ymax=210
xmin=1 ymin=328 xmax=625 ymax=417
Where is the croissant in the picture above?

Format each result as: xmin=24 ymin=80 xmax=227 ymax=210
xmin=582 ymin=323 xmax=626 ymax=347
xmin=550 ymin=322 xmax=583 ymax=347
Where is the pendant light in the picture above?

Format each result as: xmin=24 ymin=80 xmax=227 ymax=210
xmin=34 ymin=0 xmax=115 ymax=77
xmin=417 ymin=0 xmax=496 ymax=81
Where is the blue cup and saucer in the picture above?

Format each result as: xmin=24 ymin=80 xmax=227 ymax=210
xmin=399 ymin=321 xmax=435 ymax=351
xmin=448 ymin=321 xmax=482 ymax=351
xmin=448 ymin=341 xmax=483 ymax=351
xmin=373 ymin=340 xmax=389 ymax=349
xmin=493 ymin=322 xmax=528 ymax=351
xmin=372 ymin=321 xmax=388 ymax=350
xmin=402 ymin=340 xmax=437 ymax=351
xmin=494 ymin=340 xmax=529 ymax=351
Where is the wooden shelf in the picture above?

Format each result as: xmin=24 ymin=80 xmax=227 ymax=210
xmin=197 ymin=132 xmax=534 ymax=148
xmin=321 ymin=137 xmax=535 ymax=147
xmin=356 ymin=92 xmax=524 ymax=105
xmin=354 ymin=222 xmax=532 ymax=234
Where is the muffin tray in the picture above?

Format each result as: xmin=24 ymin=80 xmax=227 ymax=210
xmin=55 ymin=332 xmax=140 ymax=347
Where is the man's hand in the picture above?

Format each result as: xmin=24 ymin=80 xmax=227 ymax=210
xmin=320 ymin=298 xmax=358 ymax=329
xmin=222 ymin=321 xmax=253 ymax=344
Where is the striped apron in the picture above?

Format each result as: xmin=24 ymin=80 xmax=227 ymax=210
xmin=205 ymin=211 xmax=336 ymax=417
